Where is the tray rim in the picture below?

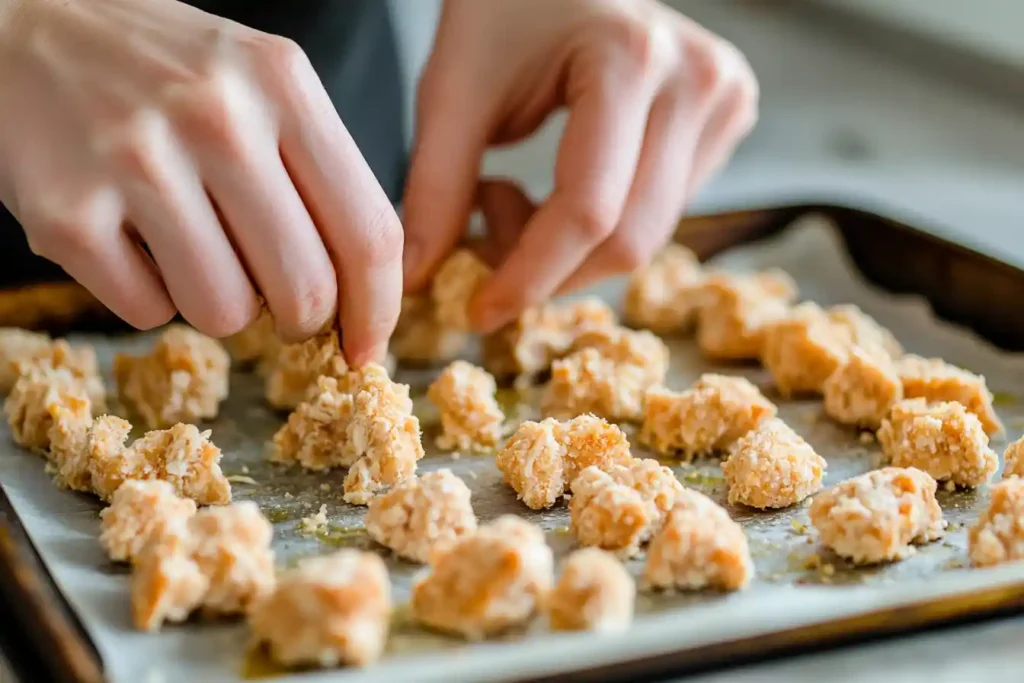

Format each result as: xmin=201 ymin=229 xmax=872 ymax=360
xmin=3 ymin=201 xmax=1024 ymax=683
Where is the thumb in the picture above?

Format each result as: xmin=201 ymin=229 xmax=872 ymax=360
xmin=401 ymin=60 xmax=489 ymax=293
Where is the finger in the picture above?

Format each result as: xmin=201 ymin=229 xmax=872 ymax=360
xmin=110 ymin=110 xmax=260 ymax=337
xmin=557 ymin=81 xmax=717 ymax=294
xmin=20 ymin=186 xmax=176 ymax=330
xmin=474 ymin=178 xmax=536 ymax=268
xmin=685 ymin=66 xmax=758 ymax=200
xmin=469 ymin=48 xmax=661 ymax=332
xmin=401 ymin=56 xmax=490 ymax=292
xmin=171 ymin=70 xmax=338 ymax=343
xmin=256 ymin=37 xmax=403 ymax=365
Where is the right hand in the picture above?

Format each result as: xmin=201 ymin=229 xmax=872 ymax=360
xmin=0 ymin=0 xmax=402 ymax=365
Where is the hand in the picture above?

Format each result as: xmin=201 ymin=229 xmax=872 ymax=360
xmin=403 ymin=0 xmax=757 ymax=332
xmin=0 ymin=0 xmax=402 ymax=364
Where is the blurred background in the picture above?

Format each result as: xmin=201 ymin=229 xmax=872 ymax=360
xmin=394 ymin=0 xmax=1024 ymax=262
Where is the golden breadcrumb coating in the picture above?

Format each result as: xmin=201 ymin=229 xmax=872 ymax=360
xmin=264 ymin=331 xmax=348 ymax=411
xmin=427 ymin=361 xmax=504 ymax=452
xmin=482 ymin=298 xmax=617 ymax=381
xmin=224 ymin=310 xmax=281 ymax=370
xmin=249 ymin=550 xmax=392 ymax=668
xmin=271 ymin=376 xmax=358 ymax=471
xmin=762 ymin=302 xmax=849 ymax=397
xmin=622 ymin=244 xmax=704 ymax=334
xmin=131 ymin=515 xmax=209 ymax=632
xmin=5 ymin=364 xmax=92 ymax=450
xmin=826 ymin=304 xmax=903 ymax=358
xmin=432 ymin=248 xmax=491 ymax=330
xmin=89 ymin=420 xmax=232 ymax=504
xmin=895 ymin=355 xmax=1002 ymax=435
xmin=722 ymin=418 xmax=826 ymax=509
xmin=365 ymin=469 xmax=478 ymax=563
xmin=547 ymin=548 xmax=635 ymax=632
xmin=569 ymin=467 xmax=650 ymax=557
xmin=1003 ymin=436 xmax=1024 ymax=479
xmin=822 ymin=346 xmax=903 ymax=429
xmin=411 ymin=515 xmax=553 ymax=639
xmin=99 ymin=479 xmax=197 ymax=563
xmin=496 ymin=415 xmax=633 ymax=510
xmin=569 ymin=459 xmax=683 ymax=556
xmin=47 ymin=397 xmax=95 ymax=491
xmin=968 ymin=478 xmax=1024 ymax=568
xmin=391 ymin=295 xmax=469 ymax=365
xmin=644 ymin=489 xmax=753 ymax=591
xmin=809 ymin=467 xmax=945 ymax=564
xmin=543 ymin=328 xmax=669 ymax=422
xmin=696 ymin=270 xmax=797 ymax=361
xmin=0 ymin=327 xmax=51 ymax=393
xmin=340 ymin=366 xmax=425 ymax=505
xmin=114 ymin=325 xmax=229 ymax=429
xmin=878 ymin=398 xmax=997 ymax=488
xmin=9 ymin=339 xmax=107 ymax=411
xmin=131 ymin=501 xmax=275 ymax=631
xmin=639 ymin=374 xmax=777 ymax=459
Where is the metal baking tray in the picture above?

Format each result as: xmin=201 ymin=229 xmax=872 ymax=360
xmin=3 ymin=204 xmax=1024 ymax=683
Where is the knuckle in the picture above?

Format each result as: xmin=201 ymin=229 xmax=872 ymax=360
xmin=168 ymin=72 xmax=249 ymax=154
xmin=603 ymin=15 xmax=667 ymax=82
xmin=100 ymin=111 xmax=171 ymax=185
xmin=279 ymin=272 xmax=338 ymax=341
xmin=566 ymin=198 xmax=618 ymax=242
xmin=356 ymin=209 xmax=404 ymax=267
xmin=684 ymin=37 xmax=727 ymax=101
xmin=608 ymin=235 xmax=650 ymax=272
xmin=252 ymin=35 xmax=314 ymax=90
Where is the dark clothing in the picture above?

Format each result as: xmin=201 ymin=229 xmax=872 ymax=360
xmin=0 ymin=1 xmax=406 ymax=288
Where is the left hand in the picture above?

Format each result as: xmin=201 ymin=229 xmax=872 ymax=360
xmin=402 ymin=0 xmax=758 ymax=333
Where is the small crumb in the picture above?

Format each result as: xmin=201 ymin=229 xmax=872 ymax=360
xmin=241 ymin=464 xmax=250 ymax=474
xmin=284 ymin=492 xmax=293 ymax=499
xmin=451 ymin=452 xmax=461 ymax=460
xmin=467 ymin=471 xmax=478 ymax=480
xmin=802 ymin=553 xmax=822 ymax=570
xmin=859 ymin=432 xmax=875 ymax=444
xmin=944 ymin=480 xmax=956 ymax=493
xmin=299 ymin=505 xmax=329 ymax=534
xmin=319 ymin=482 xmax=331 ymax=491
xmin=790 ymin=520 xmax=807 ymax=535
xmin=226 ymin=475 xmax=258 ymax=485
xmin=821 ymin=563 xmax=836 ymax=576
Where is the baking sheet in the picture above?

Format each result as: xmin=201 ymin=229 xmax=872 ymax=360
xmin=3 ymin=214 xmax=1024 ymax=683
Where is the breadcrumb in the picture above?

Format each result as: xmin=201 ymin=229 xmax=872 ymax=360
xmin=878 ymin=398 xmax=997 ymax=488
xmin=131 ymin=501 xmax=275 ymax=631
xmin=224 ymin=310 xmax=281 ymax=371
xmin=271 ymin=364 xmax=424 ymax=505
xmin=114 ymin=325 xmax=229 ymax=428
xmin=0 ymin=328 xmax=51 ymax=393
xmin=761 ymin=303 xmax=849 ymax=397
xmin=809 ymin=467 xmax=946 ymax=564
xmin=299 ymin=504 xmax=329 ymax=534
xmin=482 ymin=298 xmax=617 ymax=381
xmin=968 ymin=478 xmax=1024 ymax=568
xmin=643 ymin=489 xmax=753 ymax=591
xmin=411 ymin=516 xmax=553 ymax=639
xmin=622 ymin=244 xmax=704 ymax=334
xmin=639 ymin=374 xmax=777 ymax=459
xmin=496 ymin=415 xmax=633 ymax=510
xmin=99 ymin=480 xmax=197 ymax=563
xmin=249 ymin=551 xmax=391 ymax=668
xmin=722 ymin=418 xmax=826 ymax=509
xmin=89 ymin=420 xmax=232 ymax=505
xmin=547 ymin=548 xmax=634 ymax=632
xmin=5 ymin=364 xmax=92 ymax=450
xmin=696 ymin=270 xmax=797 ymax=361
xmin=823 ymin=346 xmax=903 ymax=429
xmin=827 ymin=305 xmax=903 ymax=358
xmin=364 ymin=469 xmax=477 ymax=563
xmin=896 ymin=355 xmax=1002 ymax=435
xmin=390 ymin=295 xmax=469 ymax=365
xmin=569 ymin=459 xmax=683 ymax=556
xmin=47 ymin=397 xmax=95 ymax=491
xmin=264 ymin=331 xmax=348 ymax=411
xmin=543 ymin=328 xmax=669 ymax=422
xmin=432 ymin=248 xmax=491 ymax=330
xmin=1003 ymin=436 xmax=1024 ymax=479
xmin=427 ymin=361 xmax=504 ymax=452
xmin=11 ymin=339 xmax=106 ymax=411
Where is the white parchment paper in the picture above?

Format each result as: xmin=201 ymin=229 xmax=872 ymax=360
xmin=3 ymin=215 xmax=1024 ymax=683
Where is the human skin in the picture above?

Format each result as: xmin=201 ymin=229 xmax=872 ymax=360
xmin=0 ymin=0 xmax=757 ymax=356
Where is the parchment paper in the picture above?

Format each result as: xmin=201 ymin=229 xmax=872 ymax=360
xmin=3 ymin=214 xmax=1024 ymax=683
